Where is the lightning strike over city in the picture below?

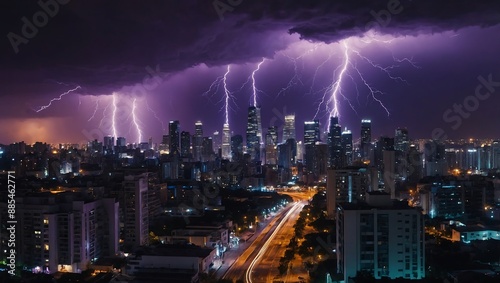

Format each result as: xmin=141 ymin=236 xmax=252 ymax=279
xmin=222 ymin=65 xmax=231 ymax=126
xmin=88 ymin=97 xmax=100 ymax=122
xmin=251 ymin=58 xmax=266 ymax=106
xmin=111 ymin=93 xmax=118 ymax=138
xmin=131 ymin=98 xmax=142 ymax=143
xmin=3 ymin=2 xmax=500 ymax=282
xmin=34 ymin=85 xmax=81 ymax=112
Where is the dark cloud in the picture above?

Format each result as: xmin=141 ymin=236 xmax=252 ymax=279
xmin=2 ymin=0 xmax=500 ymax=95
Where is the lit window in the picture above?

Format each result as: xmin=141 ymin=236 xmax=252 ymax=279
xmin=44 ymin=244 xmax=49 ymax=251
xmin=43 ymin=219 xmax=49 ymax=224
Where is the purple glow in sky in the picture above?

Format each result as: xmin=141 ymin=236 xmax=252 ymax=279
xmin=1 ymin=0 xmax=500 ymax=144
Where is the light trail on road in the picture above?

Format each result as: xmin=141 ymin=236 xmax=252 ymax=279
xmin=245 ymin=202 xmax=304 ymax=283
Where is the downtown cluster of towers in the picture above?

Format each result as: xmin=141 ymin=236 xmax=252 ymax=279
xmin=156 ymin=105 xmax=382 ymax=177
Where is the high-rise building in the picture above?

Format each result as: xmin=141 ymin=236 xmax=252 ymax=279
xmin=304 ymin=120 xmax=320 ymax=145
xmin=231 ymin=134 xmax=243 ymax=161
xmin=246 ymin=106 xmax=261 ymax=161
xmin=395 ymin=128 xmax=409 ymax=153
xmin=328 ymin=117 xmax=342 ymax=168
xmin=180 ymin=131 xmax=191 ymax=158
xmin=337 ymin=192 xmax=425 ymax=282
xmin=282 ymin=114 xmax=296 ymax=143
xmin=222 ymin=123 xmax=231 ymax=160
xmin=383 ymin=150 xmax=396 ymax=199
xmin=212 ymin=131 xmax=221 ymax=154
xmin=121 ymin=173 xmax=150 ymax=249
xmin=341 ymin=128 xmax=353 ymax=167
xmin=193 ymin=121 xmax=203 ymax=162
xmin=360 ymin=119 xmax=372 ymax=161
xmin=117 ymin=137 xmax=126 ymax=147
xmin=265 ymin=127 xmax=278 ymax=165
xmin=195 ymin=121 xmax=203 ymax=137
xmin=169 ymin=120 xmax=180 ymax=156
xmin=103 ymin=136 xmax=114 ymax=154
xmin=1 ymin=193 xmax=119 ymax=273
xmin=202 ymin=137 xmax=214 ymax=161
xmin=278 ymin=138 xmax=297 ymax=170
xmin=424 ymin=140 xmax=447 ymax=176
xmin=326 ymin=167 xmax=369 ymax=218
xmin=266 ymin=126 xmax=278 ymax=145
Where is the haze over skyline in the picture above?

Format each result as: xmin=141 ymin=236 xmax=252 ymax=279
xmin=1 ymin=0 xmax=500 ymax=144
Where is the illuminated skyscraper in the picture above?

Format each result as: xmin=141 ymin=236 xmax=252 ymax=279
xmin=304 ymin=120 xmax=320 ymax=145
xmin=193 ymin=121 xmax=203 ymax=161
xmin=395 ymin=128 xmax=409 ymax=153
xmin=282 ymin=114 xmax=296 ymax=143
xmin=246 ymin=106 xmax=261 ymax=161
xmin=360 ymin=119 xmax=372 ymax=161
xmin=337 ymin=192 xmax=425 ymax=281
xmin=212 ymin=131 xmax=221 ymax=154
xmin=169 ymin=120 xmax=180 ymax=156
xmin=341 ymin=128 xmax=353 ymax=166
xmin=328 ymin=116 xmax=342 ymax=168
xmin=222 ymin=123 xmax=231 ymax=160
xmin=265 ymin=126 xmax=278 ymax=164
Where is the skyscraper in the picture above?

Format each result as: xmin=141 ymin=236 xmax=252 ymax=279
xmin=341 ymin=128 xmax=353 ymax=166
xmin=304 ymin=120 xmax=320 ymax=145
xmin=360 ymin=119 xmax=372 ymax=161
xmin=337 ymin=192 xmax=425 ymax=281
xmin=117 ymin=137 xmax=126 ymax=147
xmin=122 ymin=173 xmax=150 ymax=249
xmin=246 ymin=106 xmax=261 ymax=161
xmin=282 ymin=114 xmax=296 ymax=143
xmin=395 ymin=128 xmax=409 ymax=153
xmin=265 ymin=126 xmax=278 ymax=164
xmin=180 ymin=131 xmax=191 ymax=158
xmin=195 ymin=121 xmax=203 ymax=137
xmin=222 ymin=123 xmax=231 ymax=160
xmin=193 ymin=121 xmax=203 ymax=162
xmin=328 ymin=116 xmax=342 ymax=168
xmin=231 ymin=134 xmax=243 ymax=161
xmin=169 ymin=120 xmax=180 ymax=156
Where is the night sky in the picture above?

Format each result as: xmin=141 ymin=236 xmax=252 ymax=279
xmin=1 ymin=0 xmax=500 ymax=144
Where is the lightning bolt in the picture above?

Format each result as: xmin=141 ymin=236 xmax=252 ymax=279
xmin=223 ymin=65 xmax=231 ymax=126
xmin=34 ymin=86 xmax=81 ymax=112
xmin=145 ymin=99 xmax=165 ymax=132
xmin=202 ymin=65 xmax=235 ymax=127
xmin=132 ymin=98 xmax=142 ymax=143
xmin=328 ymin=41 xmax=349 ymax=124
xmin=202 ymin=74 xmax=224 ymax=98
xmin=88 ymin=97 xmax=100 ymax=122
xmin=276 ymin=52 xmax=303 ymax=97
xmin=251 ymin=58 xmax=266 ymax=106
xmin=277 ymin=44 xmax=322 ymax=97
xmin=112 ymin=93 xmax=118 ymax=138
xmin=98 ymin=98 xmax=111 ymax=128
xmin=313 ymin=39 xmax=397 ymax=130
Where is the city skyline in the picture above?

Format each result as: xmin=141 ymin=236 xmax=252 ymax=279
xmin=1 ymin=1 xmax=500 ymax=143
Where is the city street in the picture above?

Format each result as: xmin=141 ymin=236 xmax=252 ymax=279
xmin=220 ymin=190 xmax=314 ymax=283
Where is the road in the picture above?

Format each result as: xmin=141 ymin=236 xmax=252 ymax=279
xmin=222 ymin=190 xmax=314 ymax=283
xmin=248 ymin=201 xmax=306 ymax=283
